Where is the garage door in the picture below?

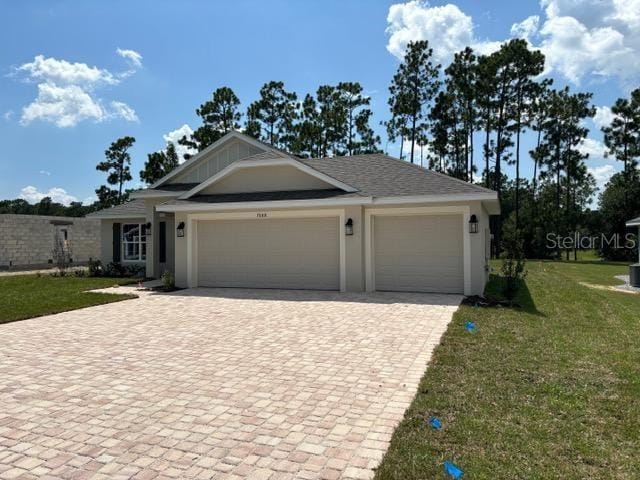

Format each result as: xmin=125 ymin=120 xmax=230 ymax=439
xmin=373 ymin=214 xmax=464 ymax=294
xmin=197 ymin=217 xmax=340 ymax=290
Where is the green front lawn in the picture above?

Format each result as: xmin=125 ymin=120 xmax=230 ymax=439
xmin=0 ymin=274 xmax=138 ymax=324
xmin=376 ymin=260 xmax=639 ymax=479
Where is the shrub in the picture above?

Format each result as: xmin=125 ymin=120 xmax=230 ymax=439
xmin=500 ymin=215 xmax=527 ymax=303
xmin=88 ymin=259 xmax=104 ymax=277
xmin=161 ymin=270 xmax=175 ymax=291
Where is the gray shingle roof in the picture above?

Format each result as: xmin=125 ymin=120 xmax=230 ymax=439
xmin=300 ymin=154 xmax=495 ymax=197
xmin=86 ymin=199 xmax=147 ymax=218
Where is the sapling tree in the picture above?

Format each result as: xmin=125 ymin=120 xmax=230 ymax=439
xmin=500 ymin=215 xmax=527 ymax=303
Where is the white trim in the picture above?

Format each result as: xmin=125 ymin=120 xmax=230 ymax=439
xmin=179 ymin=157 xmax=357 ymax=199
xmin=121 ymin=222 xmax=148 ymax=263
xmin=130 ymin=190 xmax=184 ymax=199
xmin=157 ymin=196 xmax=370 ymax=212
xmin=150 ymin=131 xmax=283 ymax=188
xmin=627 ymin=220 xmax=640 ymax=227
xmin=156 ymin=193 xmax=498 ymax=213
xmin=364 ymin=205 xmax=471 ymax=296
xmin=371 ymin=193 xmax=497 ymax=204
xmin=186 ymin=209 xmax=346 ymax=292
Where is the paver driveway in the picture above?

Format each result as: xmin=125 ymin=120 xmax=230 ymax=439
xmin=0 ymin=287 xmax=460 ymax=480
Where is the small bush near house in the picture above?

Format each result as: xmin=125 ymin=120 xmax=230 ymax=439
xmin=500 ymin=216 xmax=527 ymax=303
xmin=88 ymin=260 xmax=145 ymax=279
xmin=161 ymin=270 xmax=175 ymax=291
xmin=88 ymin=259 xmax=104 ymax=277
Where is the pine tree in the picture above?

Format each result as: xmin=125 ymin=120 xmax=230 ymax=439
xmin=179 ymin=87 xmax=241 ymax=155
xmin=245 ymin=81 xmax=298 ymax=150
xmin=444 ymin=47 xmax=478 ymax=181
xmin=602 ymin=88 xmax=640 ymax=219
xmin=96 ymin=136 xmax=135 ymax=204
xmin=292 ymin=94 xmax=323 ymax=158
xmin=387 ymin=40 xmax=440 ymax=163
xmin=140 ymin=143 xmax=180 ymax=185
xmin=533 ymin=87 xmax=595 ymax=258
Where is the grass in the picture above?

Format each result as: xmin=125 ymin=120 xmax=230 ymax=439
xmin=375 ymin=259 xmax=639 ymax=480
xmin=0 ymin=274 xmax=138 ymax=324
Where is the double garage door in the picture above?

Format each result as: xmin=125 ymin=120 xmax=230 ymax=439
xmin=195 ymin=214 xmax=463 ymax=294
xmin=197 ymin=217 xmax=340 ymax=290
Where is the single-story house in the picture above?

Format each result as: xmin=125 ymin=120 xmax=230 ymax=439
xmin=0 ymin=214 xmax=100 ymax=270
xmin=88 ymin=131 xmax=499 ymax=295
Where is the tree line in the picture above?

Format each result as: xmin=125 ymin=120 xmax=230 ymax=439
xmin=4 ymin=37 xmax=638 ymax=261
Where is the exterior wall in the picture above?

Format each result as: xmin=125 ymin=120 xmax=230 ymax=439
xmin=142 ymin=199 xmax=176 ymax=278
xmin=171 ymin=201 xmax=492 ymax=296
xmin=170 ymin=139 xmax=264 ymax=184
xmin=201 ymin=165 xmax=333 ymax=195
xmin=174 ymin=212 xmax=188 ymax=287
xmin=0 ymin=214 xmax=100 ymax=270
xmin=344 ymin=205 xmax=365 ymax=292
xmin=99 ymin=217 xmax=146 ymax=266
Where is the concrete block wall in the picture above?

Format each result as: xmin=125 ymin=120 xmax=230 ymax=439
xmin=0 ymin=214 xmax=100 ymax=269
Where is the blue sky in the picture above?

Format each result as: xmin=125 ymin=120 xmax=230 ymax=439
xmin=1 ymin=0 xmax=637 ymax=205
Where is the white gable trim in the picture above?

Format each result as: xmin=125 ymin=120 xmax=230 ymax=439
xmin=178 ymin=157 xmax=358 ymax=199
xmin=150 ymin=131 xmax=277 ymax=189
xmin=627 ymin=219 xmax=640 ymax=227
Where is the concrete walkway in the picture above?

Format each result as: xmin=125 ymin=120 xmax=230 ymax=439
xmin=0 ymin=288 xmax=460 ymax=480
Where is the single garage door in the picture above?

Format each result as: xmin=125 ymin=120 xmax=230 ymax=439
xmin=373 ymin=214 xmax=464 ymax=294
xmin=197 ymin=217 xmax=340 ymax=290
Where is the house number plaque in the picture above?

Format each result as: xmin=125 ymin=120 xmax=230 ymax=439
xmin=256 ymin=213 xmax=267 ymax=218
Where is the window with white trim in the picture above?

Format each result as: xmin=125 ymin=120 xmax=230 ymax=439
xmin=122 ymin=223 xmax=147 ymax=262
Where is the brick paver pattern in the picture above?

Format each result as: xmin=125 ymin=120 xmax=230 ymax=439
xmin=0 ymin=287 xmax=460 ymax=480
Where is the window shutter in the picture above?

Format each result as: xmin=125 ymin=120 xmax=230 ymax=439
xmin=112 ymin=223 xmax=121 ymax=263
xmin=159 ymin=222 xmax=166 ymax=263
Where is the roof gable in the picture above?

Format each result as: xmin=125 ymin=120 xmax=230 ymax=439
xmin=152 ymin=131 xmax=282 ymax=188
xmin=180 ymin=155 xmax=358 ymax=200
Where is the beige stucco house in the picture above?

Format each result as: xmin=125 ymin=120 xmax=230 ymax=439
xmin=88 ymin=131 xmax=499 ymax=295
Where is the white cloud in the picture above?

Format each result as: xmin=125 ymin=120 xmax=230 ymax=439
xmin=39 ymin=170 xmax=51 ymax=176
xmin=593 ymin=105 xmax=616 ymax=129
xmin=116 ymin=48 xmax=143 ymax=68
xmin=109 ymin=101 xmax=138 ymax=122
xmin=578 ymin=137 xmax=607 ymax=159
xmin=386 ymin=1 xmax=640 ymax=86
xmin=588 ymin=164 xmax=616 ymax=192
xmin=511 ymin=15 xmax=540 ymax=40
xmin=15 ymin=54 xmax=119 ymax=87
xmin=163 ymin=124 xmax=196 ymax=162
xmin=82 ymin=195 xmax=97 ymax=206
xmin=536 ymin=0 xmax=640 ymax=85
xmin=13 ymin=50 xmax=141 ymax=127
xmin=20 ymin=83 xmax=106 ymax=127
xmin=19 ymin=186 xmax=78 ymax=206
xmin=3 ymin=110 xmax=13 ymax=121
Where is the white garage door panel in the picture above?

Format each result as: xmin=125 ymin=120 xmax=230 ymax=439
xmin=374 ymin=215 xmax=463 ymax=294
xmin=197 ymin=217 xmax=340 ymax=290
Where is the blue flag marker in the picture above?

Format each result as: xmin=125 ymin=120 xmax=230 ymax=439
xmin=428 ymin=416 xmax=442 ymax=430
xmin=444 ymin=461 xmax=464 ymax=479
xmin=465 ymin=321 xmax=476 ymax=333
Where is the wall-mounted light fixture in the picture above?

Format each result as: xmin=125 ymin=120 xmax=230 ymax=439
xmin=176 ymin=222 xmax=185 ymax=237
xmin=469 ymin=214 xmax=479 ymax=234
xmin=345 ymin=218 xmax=354 ymax=236
xmin=145 ymin=222 xmax=152 ymax=236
